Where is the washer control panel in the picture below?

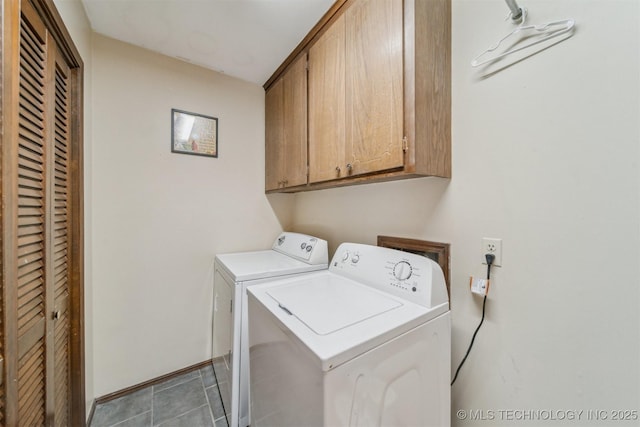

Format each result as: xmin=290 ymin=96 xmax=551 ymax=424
xmin=330 ymin=243 xmax=447 ymax=307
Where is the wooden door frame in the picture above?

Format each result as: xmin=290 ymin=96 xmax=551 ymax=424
xmin=1 ymin=0 xmax=85 ymax=424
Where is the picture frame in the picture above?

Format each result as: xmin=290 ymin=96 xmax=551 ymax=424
xmin=377 ymin=235 xmax=451 ymax=300
xmin=171 ymin=108 xmax=218 ymax=158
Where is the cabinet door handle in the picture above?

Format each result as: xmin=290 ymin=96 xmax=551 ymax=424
xmin=346 ymin=163 xmax=353 ymax=173
xmin=52 ymin=310 xmax=60 ymax=320
xmin=335 ymin=166 xmax=341 ymax=174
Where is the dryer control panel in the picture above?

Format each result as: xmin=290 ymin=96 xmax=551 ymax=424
xmin=330 ymin=243 xmax=448 ymax=308
xmin=272 ymin=232 xmax=329 ymax=265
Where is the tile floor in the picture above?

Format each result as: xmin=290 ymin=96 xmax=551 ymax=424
xmin=90 ymin=364 xmax=228 ymax=427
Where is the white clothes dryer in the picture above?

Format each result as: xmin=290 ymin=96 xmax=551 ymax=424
xmin=248 ymin=242 xmax=450 ymax=427
xmin=212 ymin=232 xmax=328 ymax=427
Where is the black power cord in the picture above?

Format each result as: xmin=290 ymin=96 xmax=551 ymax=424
xmin=451 ymin=253 xmax=495 ymax=386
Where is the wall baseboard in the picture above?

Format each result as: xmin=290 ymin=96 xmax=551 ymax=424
xmin=87 ymin=359 xmax=217 ymax=425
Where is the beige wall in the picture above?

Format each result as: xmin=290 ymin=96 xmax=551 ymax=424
xmin=292 ymin=0 xmax=640 ymax=423
xmin=90 ymin=35 xmax=292 ymax=396
xmin=56 ymin=0 xmax=639 ymax=420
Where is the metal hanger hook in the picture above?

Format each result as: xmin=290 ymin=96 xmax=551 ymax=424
xmin=505 ymin=5 xmax=527 ymax=25
xmin=504 ymin=0 xmax=527 ymax=24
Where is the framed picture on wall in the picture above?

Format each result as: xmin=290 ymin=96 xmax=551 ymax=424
xmin=171 ymin=108 xmax=218 ymax=158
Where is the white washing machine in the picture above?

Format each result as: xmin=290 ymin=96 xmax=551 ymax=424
xmin=248 ymin=242 xmax=451 ymax=427
xmin=212 ymin=232 xmax=328 ymax=427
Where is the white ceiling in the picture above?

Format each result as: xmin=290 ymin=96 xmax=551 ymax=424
xmin=81 ymin=0 xmax=335 ymax=85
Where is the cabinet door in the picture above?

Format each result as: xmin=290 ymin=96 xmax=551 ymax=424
xmin=346 ymin=0 xmax=404 ymax=176
xmin=281 ymin=54 xmax=308 ymax=188
xmin=308 ymin=15 xmax=346 ymax=183
xmin=265 ymin=79 xmax=284 ymax=191
xmin=265 ymin=55 xmax=307 ymax=190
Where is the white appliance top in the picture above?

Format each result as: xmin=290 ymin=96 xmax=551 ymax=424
xmin=267 ymin=275 xmax=401 ymax=335
xmin=248 ymin=242 xmax=449 ymax=371
xmin=215 ymin=232 xmax=328 ymax=282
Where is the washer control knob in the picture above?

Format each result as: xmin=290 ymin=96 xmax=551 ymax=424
xmin=342 ymin=251 xmax=350 ymax=262
xmin=351 ymin=254 xmax=360 ymax=264
xmin=306 ymin=245 xmax=313 ymax=252
xmin=393 ymin=261 xmax=412 ymax=281
xmin=300 ymin=243 xmax=307 ymax=250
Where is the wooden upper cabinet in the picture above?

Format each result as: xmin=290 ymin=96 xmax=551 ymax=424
xmin=264 ymin=54 xmax=308 ymax=191
xmin=309 ymin=0 xmax=402 ymax=184
xmin=265 ymin=78 xmax=284 ymax=191
xmin=283 ymin=55 xmax=308 ymax=188
xmin=266 ymin=0 xmax=451 ymax=192
xmin=345 ymin=0 xmax=404 ymax=178
xmin=308 ymin=14 xmax=346 ymax=183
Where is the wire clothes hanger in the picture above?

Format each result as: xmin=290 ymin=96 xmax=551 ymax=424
xmin=471 ymin=2 xmax=575 ymax=68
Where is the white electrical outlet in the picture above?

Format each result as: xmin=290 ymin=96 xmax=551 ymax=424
xmin=481 ymin=238 xmax=502 ymax=267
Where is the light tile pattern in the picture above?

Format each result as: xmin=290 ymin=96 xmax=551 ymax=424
xmin=91 ymin=365 xmax=228 ymax=427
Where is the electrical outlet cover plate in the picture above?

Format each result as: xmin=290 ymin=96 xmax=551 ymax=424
xmin=470 ymin=276 xmax=490 ymax=295
xmin=481 ymin=237 xmax=502 ymax=267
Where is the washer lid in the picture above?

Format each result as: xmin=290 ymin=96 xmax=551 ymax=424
xmin=267 ymin=276 xmax=402 ymax=335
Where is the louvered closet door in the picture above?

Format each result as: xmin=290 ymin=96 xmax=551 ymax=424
xmin=49 ymin=43 xmax=72 ymax=427
xmin=2 ymin=0 xmax=83 ymax=424
xmin=11 ymin=2 xmax=73 ymax=425
xmin=17 ymin=3 xmax=49 ymax=425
